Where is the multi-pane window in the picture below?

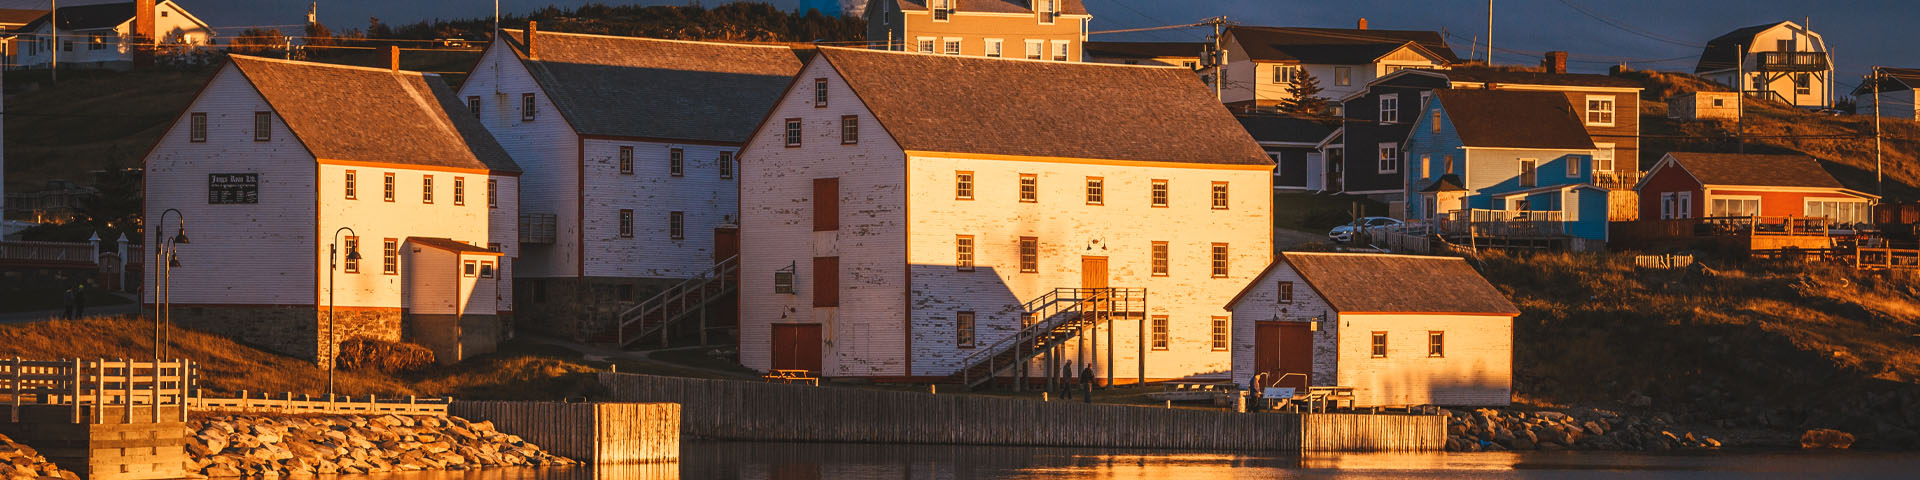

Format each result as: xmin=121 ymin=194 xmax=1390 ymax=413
xmin=669 ymin=148 xmax=685 ymax=177
xmin=1429 ymin=331 xmax=1445 ymax=358
xmin=932 ymin=0 xmax=952 ymax=21
xmin=521 ymin=93 xmax=536 ymax=122
xmin=467 ymin=96 xmax=481 ymax=118
xmin=1272 ymin=65 xmax=1298 ymax=84
xmin=956 ymin=235 xmax=975 ymax=271
xmin=1019 ymin=237 xmax=1038 ymax=273
xmin=1379 ymin=94 xmax=1399 ymax=123
xmin=254 ymin=112 xmax=272 ymax=142
xmin=918 ymin=38 xmax=936 ymax=53
xmin=1371 ymin=332 xmax=1388 ymax=358
xmin=1794 ymin=73 xmax=1811 ymax=95
xmin=814 ymin=78 xmax=829 ymax=107
xmin=1039 ymin=0 xmax=1058 ymax=23
xmin=955 ymin=171 xmax=974 ymax=200
xmin=454 ymin=177 xmax=466 ymax=205
xmin=785 ymin=119 xmax=802 ymax=147
xmin=1210 ymin=182 xmax=1229 ymax=209
xmin=719 ymin=152 xmax=734 ymax=179
xmin=383 ymin=173 xmax=396 ymax=202
xmin=1085 ymin=177 xmax=1104 ymax=205
xmin=1709 ymin=196 xmax=1758 ymax=218
xmin=343 ymin=236 xmax=360 ymax=273
xmin=487 ymin=180 xmax=498 ymax=208
xmin=945 ymin=39 xmax=962 ymax=55
xmin=1378 ymin=143 xmax=1400 ymax=174
xmin=841 ymin=115 xmax=859 ymax=144
xmin=1210 ymin=243 xmax=1228 ymax=277
xmin=422 ymin=176 xmax=434 ymax=204
xmin=956 ymin=312 xmax=975 ymax=348
xmin=1278 ymin=281 xmax=1294 ymax=304
xmin=618 ymin=209 xmax=634 ymax=237
xmin=986 ymin=39 xmax=1004 ymax=58
xmin=1151 ymin=180 xmax=1169 ymax=207
xmin=1593 ymin=143 xmax=1616 ymax=174
xmin=382 ymin=239 xmax=399 ymax=275
xmin=1585 ymin=95 xmax=1615 ymax=126
xmin=619 ymin=146 xmax=634 ymax=174
xmin=1019 ymin=174 xmax=1037 ymax=202
xmin=189 ymin=113 xmax=207 ymax=142
xmin=1151 ymin=316 xmax=1169 ymax=350
xmin=1334 ymin=66 xmax=1352 ymax=86
xmin=1519 ymin=158 xmax=1538 ymax=188
xmin=1025 ymin=40 xmax=1043 ymax=60
xmin=1151 ymin=242 xmax=1168 ymax=276
xmin=669 ymin=211 xmax=685 ymax=240
xmin=1053 ymin=41 xmax=1069 ymax=61
xmin=1211 ymin=317 xmax=1229 ymax=351
xmin=344 ymin=171 xmax=357 ymax=199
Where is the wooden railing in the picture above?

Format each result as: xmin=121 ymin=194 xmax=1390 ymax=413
xmin=1855 ymin=248 xmax=1920 ymax=271
xmin=3 ymin=358 xmax=194 ymax=424
xmin=190 ymin=391 xmax=450 ymax=416
xmin=1436 ymin=209 xmax=1566 ymax=238
xmin=1754 ymin=51 xmax=1828 ymax=72
xmin=1592 ymin=170 xmax=1643 ymax=191
xmin=0 ymin=240 xmax=96 ymax=266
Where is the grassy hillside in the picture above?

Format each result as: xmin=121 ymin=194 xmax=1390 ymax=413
xmin=3 ymin=68 xmax=212 ymax=194
xmin=1481 ymin=251 xmax=1920 ymax=448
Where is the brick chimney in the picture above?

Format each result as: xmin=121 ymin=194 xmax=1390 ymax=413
xmin=1543 ymin=51 xmax=1568 ymax=74
xmin=134 ymin=0 xmax=157 ymax=44
xmin=524 ymin=21 xmax=538 ymax=60
xmin=388 ymin=46 xmax=401 ymax=72
xmin=1357 ymin=18 xmax=1368 ymax=30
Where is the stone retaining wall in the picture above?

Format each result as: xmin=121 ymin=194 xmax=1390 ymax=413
xmin=1444 ymin=407 xmax=1721 ymax=452
xmin=0 ymin=433 xmax=77 ymax=480
xmin=184 ymin=414 xmax=576 ymax=477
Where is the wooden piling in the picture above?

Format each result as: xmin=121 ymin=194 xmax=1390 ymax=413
xmin=449 ymin=400 xmax=679 ymax=464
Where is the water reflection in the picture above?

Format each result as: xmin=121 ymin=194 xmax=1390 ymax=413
xmin=334 ymin=442 xmax=1920 ymax=479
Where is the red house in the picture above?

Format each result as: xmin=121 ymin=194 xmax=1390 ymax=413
xmin=1638 ymin=152 xmax=1877 ymax=226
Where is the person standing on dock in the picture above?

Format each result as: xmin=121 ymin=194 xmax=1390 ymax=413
xmin=1080 ymin=363 xmax=1095 ymax=403
xmin=1062 ymin=360 xmax=1075 ymax=399
xmin=73 ymin=284 xmax=86 ymax=319
xmin=61 ymin=287 xmax=76 ymax=320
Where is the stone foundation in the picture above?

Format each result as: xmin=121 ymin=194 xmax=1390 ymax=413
xmin=167 ymin=305 xmax=401 ymax=366
xmin=405 ymin=314 xmax=504 ymax=364
xmin=512 ymin=277 xmax=683 ymax=341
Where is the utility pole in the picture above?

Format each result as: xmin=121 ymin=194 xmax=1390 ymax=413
xmin=1202 ymin=16 xmax=1231 ymax=102
xmin=1874 ymin=66 xmax=1883 ymax=196
xmin=1736 ymin=44 xmax=1745 ymax=153
xmin=1484 ymin=0 xmax=1493 ymax=65
xmin=493 ymin=0 xmax=499 ymax=40
xmin=50 ymin=0 xmax=56 ymax=83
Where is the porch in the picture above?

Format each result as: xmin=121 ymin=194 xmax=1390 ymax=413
xmin=1610 ymin=215 xmax=1834 ymax=255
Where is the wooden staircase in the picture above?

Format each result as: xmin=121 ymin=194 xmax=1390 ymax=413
xmin=950 ymin=288 xmax=1147 ymax=389
xmin=591 ymin=255 xmax=739 ymax=348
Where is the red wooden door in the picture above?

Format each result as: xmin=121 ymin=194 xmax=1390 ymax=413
xmin=1255 ymin=322 xmax=1312 ymax=388
xmin=771 ymin=323 xmax=823 ymax=373
xmin=713 ymin=227 xmax=739 ymax=263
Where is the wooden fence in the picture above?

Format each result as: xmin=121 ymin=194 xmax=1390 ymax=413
xmin=1300 ymin=412 xmax=1446 ymax=452
xmin=451 ymin=401 xmax=679 ymax=464
xmin=190 ymin=392 xmax=449 ymax=416
xmin=597 ymin=373 xmax=1443 ymax=452
xmin=0 ymin=240 xmax=95 ymax=266
xmin=3 ymin=358 xmax=193 ymax=424
xmin=1634 ymin=253 xmax=1695 ymax=269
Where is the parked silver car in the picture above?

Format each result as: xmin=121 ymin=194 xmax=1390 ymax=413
xmin=1328 ymin=217 xmax=1403 ymax=243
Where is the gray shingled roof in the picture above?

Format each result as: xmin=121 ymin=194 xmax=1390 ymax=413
xmin=1445 ymin=67 xmax=1644 ymax=89
xmin=1085 ymin=41 xmax=1205 ymax=59
xmin=1696 ymin=22 xmax=1781 ymax=74
xmin=229 ymin=56 xmax=518 ymax=173
xmin=1282 ymin=252 xmax=1519 ymax=315
xmin=1435 ymin=90 xmax=1596 ymax=150
xmin=1228 ymin=26 xmax=1460 ymax=64
xmin=1664 ymin=152 xmax=1845 ymax=189
xmin=820 ymin=48 xmax=1272 ymax=166
xmin=1853 ymin=67 xmax=1920 ymax=95
xmin=501 ymin=29 xmax=803 ymax=143
xmin=889 ymin=0 xmax=1089 ymax=15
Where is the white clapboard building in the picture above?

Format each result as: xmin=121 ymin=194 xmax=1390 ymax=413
xmin=1227 ymin=252 xmax=1518 ymax=407
xmin=739 ymin=47 xmax=1275 ymax=384
xmin=457 ymin=24 xmax=801 ymax=340
xmin=143 ymin=54 xmax=521 ymax=364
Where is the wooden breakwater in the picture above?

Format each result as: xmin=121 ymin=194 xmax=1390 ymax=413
xmin=597 ymin=373 xmax=1444 ymax=452
xmin=449 ymin=401 xmax=680 ymax=464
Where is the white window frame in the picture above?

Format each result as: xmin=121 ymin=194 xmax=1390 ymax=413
xmin=1661 ymin=192 xmax=1675 ymax=219
xmin=1566 ymin=155 xmax=1582 ymax=178
xmin=1272 ymin=64 xmax=1298 ymax=84
xmin=1038 ymin=0 xmax=1058 ymax=25
xmin=1592 ymin=143 xmax=1616 ymax=175
xmin=985 ymin=38 xmax=1004 ymax=58
xmin=917 ymin=37 xmax=937 ymax=53
xmin=1519 ymin=158 xmax=1538 ymax=187
xmin=1377 ymin=143 xmax=1400 ymax=174
xmin=943 ymin=37 xmax=963 ymax=55
xmin=1804 ymin=198 xmax=1870 ymax=225
xmin=1676 ymin=191 xmax=1694 ymax=219
xmin=1710 ymin=195 xmax=1762 ymax=218
xmin=1585 ymin=94 xmax=1616 ymax=127
xmin=1025 ymin=40 xmax=1044 ymax=60
xmin=1051 ymin=40 xmax=1070 ymax=61
xmin=1378 ymin=94 xmax=1399 ymax=123
xmin=931 ymin=0 xmax=953 ymax=22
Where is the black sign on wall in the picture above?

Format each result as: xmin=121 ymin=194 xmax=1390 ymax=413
xmin=208 ymin=173 xmax=260 ymax=204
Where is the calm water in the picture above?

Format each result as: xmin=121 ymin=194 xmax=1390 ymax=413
xmin=337 ymin=441 xmax=1920 ymax=479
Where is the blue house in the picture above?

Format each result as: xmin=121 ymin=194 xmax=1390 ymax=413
xmin=1403 ymin=89 xmax=1609 ymax=243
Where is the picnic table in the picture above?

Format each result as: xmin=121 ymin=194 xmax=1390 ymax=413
xmin=763 ymin=369 xmax=819 ymax=386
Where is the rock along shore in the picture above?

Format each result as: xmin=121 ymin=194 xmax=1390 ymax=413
xmin=1445 ymin=407 xmax=1720 ymax=452
xmin=187 ymin=414 xmax=577 ymax=477
xmin=0 ymin=433 xmax=78 ymax=480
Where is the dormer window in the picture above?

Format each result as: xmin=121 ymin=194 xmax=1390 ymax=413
xmin=932 ymin=0 xmax=953 ymax=22
xmin=1039 ymin=0 xmax=1058 ymax=24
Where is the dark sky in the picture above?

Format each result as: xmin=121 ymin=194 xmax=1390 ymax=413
xmin=13 ymin=0 xmax=1908 ymax=92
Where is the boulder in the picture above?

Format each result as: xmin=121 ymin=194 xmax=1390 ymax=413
xmin=1800 ymin=429 xmax=1854 ymax=449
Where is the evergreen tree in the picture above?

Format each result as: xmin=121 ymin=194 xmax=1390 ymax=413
xmin=1281 ymin=69 xmax=1330 ymax=115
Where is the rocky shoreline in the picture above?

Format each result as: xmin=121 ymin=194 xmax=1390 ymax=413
xmin=0 ymin=433 xmax=77 ymax=480
xmin=1445 ymin=407 xmax=1722 ymax=452
xmin=187 ymin=414 xmax=577 ymax=477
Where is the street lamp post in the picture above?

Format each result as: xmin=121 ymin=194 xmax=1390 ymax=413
xmin=154 ymin=209 xmax=189 ymax=367
xmin=327 ymin=227 xmax=361 ymax=404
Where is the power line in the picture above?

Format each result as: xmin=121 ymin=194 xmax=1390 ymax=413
xmin=1553 ymin=0 xmax=1704 ymax=49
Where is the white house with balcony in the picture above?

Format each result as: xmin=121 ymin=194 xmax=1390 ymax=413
xmin=1696 ymin=20 xmax=1832 ymax=109
xmin=737 ymin=47 xmax=1274 ymax=385
xmin=142 ymin=54 xmax=520 ymax=365
xmin=1216 ymin=23 xmax=1458 ymax=112
xmin=456 ymin=25 xmax=802 ymax=343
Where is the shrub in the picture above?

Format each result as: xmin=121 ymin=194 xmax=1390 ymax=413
xmin=335 ymin=338 xmax=436 ymax=373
